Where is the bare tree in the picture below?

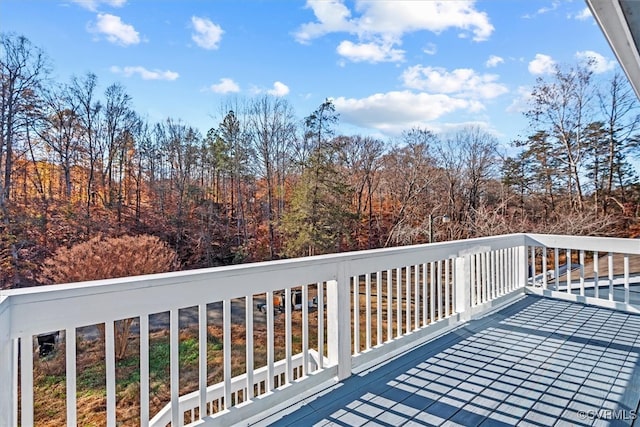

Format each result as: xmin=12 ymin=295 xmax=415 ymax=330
xmin=248 ymin=95 xmax=296 ymax=258
xmin=597 ymin=70 xmax=640 ymax=214
xmin=383 ymin=129 xmax=440 ymax=246
xmin=101 ymin=82 xmax=133 ymax=207
xmin=35 ymin=82 xmax=82 ymax=200
xmin=70 ymin=72 xmax=101 ymax=217
xmin=527 ymin=62 xmax=596 ymax=212
xmin=0 ymin=33 xmax=50 ymax=211
xmin=342 ymin=135 xmax=384 ymax=248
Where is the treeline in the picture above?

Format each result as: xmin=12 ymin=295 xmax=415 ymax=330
xmin=2 ymin=33 xmax=640 ymax=289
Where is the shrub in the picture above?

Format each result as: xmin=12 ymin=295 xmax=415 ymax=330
xmin=42 ymin=234 xmax=180 ymax=284
xmin=42 ymin=235 xmax=180 ymax=359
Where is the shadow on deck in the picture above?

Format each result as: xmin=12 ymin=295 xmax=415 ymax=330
xmin=263 ymin=296 xmax=640 ymax=426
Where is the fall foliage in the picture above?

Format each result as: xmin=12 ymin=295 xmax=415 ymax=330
xmin=1 ymin=33 xmax=640 ymax=290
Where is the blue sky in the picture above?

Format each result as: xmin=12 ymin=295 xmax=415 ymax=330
xmin=1 ymin=0 xmax=621 ymax=147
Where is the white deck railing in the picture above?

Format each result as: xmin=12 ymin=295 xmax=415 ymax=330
xmin=524 ymin=234 xmax=640 ymax=312
xmin=1 ymin=233 xmax=638 ymax=426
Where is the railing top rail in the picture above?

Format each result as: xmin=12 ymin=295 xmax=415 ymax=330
xmin=0 ymin=233 xmax=528 ymax=337
xmin=524 ymin=234 xmax=640 ymax=254
xmin=1 ymin=233 xmax=528 ymax=301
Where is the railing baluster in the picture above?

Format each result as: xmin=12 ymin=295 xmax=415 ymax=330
xmin=365 ymin=274 xmax=371 ymax=349
xmin=66 ymin=328 xmax=77 ymax=426
xmin=140 ymin=315 xmax=150 ymax=426
xmin=470 ymin=254 xmax=476 ymax=305
xmin=579 ymin=250 xmax=585 ymax=296
xmin=497 ymin=250 xmax=503 ymax=296
xmin=12 ymin=338 xmax=18 ymax=427
xmin=476 ymin=254 xmax=481 ymax=302
xmin=396 ymin=268 xmax=402 ymax=337
xmin=169 ymin=311 xmax=180 ymax=426
xmin=376 ymin=272 xmax=382 ymax=346
xmin=530 ymin=246 xmax=535 ymax=287
xmin=482 ymin=253 xmax=488 ymax=303
xmin=353 ymin=277 xmax=360 ymax=353
xmin=594 ymin=251 xmax=600 ymax=299
xmin=198 ymin=304 xmax=208 ymax=419
xmin=405 ymin=266 xmax=411 ymax=333
xmin=317 ymin=282 xmax=324 ymax=369
xmin=492 ymin=251 xmax=497 ymax=299
xmin=245 ymin=296 xmax=254 ymax=399
xmin=510 ymin=248 xmax=515 ymax=291
xmin=542 ymin=247 xmax=548 ymax=289
xmin=437 ymin=260 xmax=443 ymax=321
xmin=608 ymin=252 xmax=614 ymax=301
xmin=266 ymin=291 xmax=274 ymax=392
xmin=490 ymin=252 xmax=494 ymax=300
xmin=429 ymin=262 xmax=435 ymax=323
xmin=284 ymin=289 xmax=292 ymax=383
xmin=566 ymin=249 xmax=572 ymax=294
xmin=414 ymin=264 xmax=419 ymax=330
xmin=554 ymin=248 xmax=559 ymax=290
xmin=502 ymin=250 xmax=507 ymax=293
xmin=302 ymin=285 xmax=309 ymax=375
xmin=106 ymin=320 xmax=116 ymax=427
xmin=386 ymin=269 xmax=392 ymax=341
xmin=624 ymin=254 xmax=630 ymax=304
xmin=502 ymin=250 xmax=508 ymax=292
xmin=224 ymin=300 xmax=232 ymax=407
xmin=20 ymin=336 xmax=34 ymax=427
xmin=445 ymin=259 xmax=450 ymax=318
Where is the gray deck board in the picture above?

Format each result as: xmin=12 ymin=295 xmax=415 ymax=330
xmin=266 ymin=296 xmax=640 ymax=426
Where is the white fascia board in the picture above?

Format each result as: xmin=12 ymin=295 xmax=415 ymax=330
xmin=587 ymin=0 xmax=640 ymax=100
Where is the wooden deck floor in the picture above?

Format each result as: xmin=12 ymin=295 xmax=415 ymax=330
xmin=262 ymin=296 xmax=640 ymax=426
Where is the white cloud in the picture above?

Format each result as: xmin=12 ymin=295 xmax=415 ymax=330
xmin=574 ymin=7 xmax=592 ymax=21
xmin=353 ymin=1 xmax=493 ymax=42
xmin=295 ymin=0 xmax=355 ymax=44
xmin=536 ymin=1 xmax=560 ymax=15
xmin=333 ymin=90 xmax=484 ymax=134
xmin=267 ymin=81 xmax=290 ymax=97
xmin=110 ymin=66 xmax=179 ymax=80
xmin=523 ymin=1 xmax=560 ymax=18
xmin=576 ymin=50 xmax=616 ymax=73
xmin=191 ymin=16 xmax=223 ymax=50
xmin=506 ymin=86 xmax=533 ymax=114
xmin=423 ymin=43 xmax=437 ymax=55
xmin=90 ymin=13 xmax=140 ymax=45
xmin=295 ymin=0 xmax=493 ymax=63
xmin=336 ymin=40 xmax=404 ymax=63
xmin=209 ymin=78 xmax=240 ymax=93
xmin=71 ymin=0 xmax=126 ymax=11
xmin=401 ymin=65 xmax=508 ymax=99
xmin=528 ymin=53 xmax=556 ymax=75
xmin=485 ymin=55 xmax=504 ymax=68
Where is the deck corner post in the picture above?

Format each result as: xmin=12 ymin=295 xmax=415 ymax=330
xmin=327 ymin=262 xmax=352 ymax=381
xmin=455 ymin=255 xmax=471 ymax=322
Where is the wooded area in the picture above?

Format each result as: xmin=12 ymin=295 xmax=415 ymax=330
xmin=2 ymin=33 xmax=640 ymax=289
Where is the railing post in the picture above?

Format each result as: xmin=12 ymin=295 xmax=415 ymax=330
xmin=0 ymin=296 xmax=16 ymax=427
xmin=455 ymin=256 xmax=471 ymax=322
xmin=518 ymin=245 xmax=528 ymax=288
xmin=327 ymin=262 xmax=352 ymax=381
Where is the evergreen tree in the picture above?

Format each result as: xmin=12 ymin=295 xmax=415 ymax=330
xmin=282 ymin=99 xmax=354 ymax=256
